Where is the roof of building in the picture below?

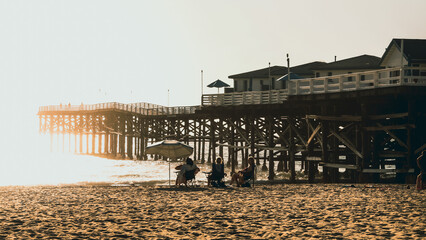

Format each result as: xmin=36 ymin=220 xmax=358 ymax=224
xmin=380 ymin=38 xmax=426 ymax=65
xmin=228 ymin=61 xmax=327 ymax=79
xmin=313 ymin=54 xmax=382 ymax=70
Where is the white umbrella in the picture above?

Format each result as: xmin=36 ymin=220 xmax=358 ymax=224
xmin=146 ymin=140 xmax=193 ymax=185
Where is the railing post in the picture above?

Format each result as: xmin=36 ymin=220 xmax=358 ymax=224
xmin=400 ymin=67 xmax=404 ymax=85
xmin=373 ymin=72 xmax=379 ymax=87
xmin=295 ymin=80 xmax=299 ymax=95
xmin=309 ymin=79 xmax=314 ymax=94
xmin=355 ymin=74 xmax=361 ymax=89
xmin=324 ymin=78 xmax=328 ymax=93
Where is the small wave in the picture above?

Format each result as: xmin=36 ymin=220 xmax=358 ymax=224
xmin=111 ymin=174 xmax=142 ymax=179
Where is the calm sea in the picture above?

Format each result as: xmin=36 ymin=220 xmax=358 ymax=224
xmin=0 ymin=133 xmax=206 ymax=187
xmin=0 ymin=130 xmax=287 ymax=187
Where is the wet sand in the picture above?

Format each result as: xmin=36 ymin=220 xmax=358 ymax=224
xmin=0 ymin=184 xmax=424 ymax=239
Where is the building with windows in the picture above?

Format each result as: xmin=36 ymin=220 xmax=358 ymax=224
xmin=379 ymin=38 xmax=426 ymax=68
xmin=228 ymin=61 xmax=326 ymax=92
xmin=312 ymin=54 xmax=382 ymax=78
xmin=227 ymin=38 xmax=426 ymax=93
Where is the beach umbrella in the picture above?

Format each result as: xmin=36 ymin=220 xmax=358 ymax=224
xmin=146 ymin=140 xmax=193 ymax=185
xmin=207 ymin=79 xmax=230 ymax=93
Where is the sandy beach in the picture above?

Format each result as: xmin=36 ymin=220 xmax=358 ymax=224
xmin=0 ymin=183 xmax=424 ymax=239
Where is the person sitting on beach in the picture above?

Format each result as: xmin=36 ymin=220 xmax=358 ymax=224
xmin=230 ymin=156 xmax=255 ymax=187
xmin=416 ymin=150 xmax=426 ymax=191
xmin=175 ymin=157 xmax=200 ymax=186
xmin=207 ymin=157 xmax=227 ymax=187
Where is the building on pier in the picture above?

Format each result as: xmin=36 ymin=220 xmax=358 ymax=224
xmin=312 ymin=54 xmax=382 ymax=78
xmin=380 ymin=38 xmax=426 ymax=68
xmin=229 ymin=62 xmax=327 ymax=92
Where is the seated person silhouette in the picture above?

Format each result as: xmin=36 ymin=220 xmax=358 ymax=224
xmin=230 ymin=156 xmax=256 ymax=187
xmin=175 ymin=157 xmax=199 ymax=186
xmin=207 ymin=157 xmax=227 ymax=187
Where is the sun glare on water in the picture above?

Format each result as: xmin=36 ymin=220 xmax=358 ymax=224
xmin=0 ymin=130 xmax=173 ymax=187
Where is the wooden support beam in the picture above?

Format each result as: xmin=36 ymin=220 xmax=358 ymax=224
xmin=364 ymin=124 xmax=415 ymax=131
xmin=306 ymin=115 xmax=362 ymax=121
xmin=330 ymin=130 xmax=363 ymax=159
xmin=307 ymin=125 xmax=321 ymax=146
xmin=320 ymin=163 xmax=358 ymax=170
xmin=368 ymin=112 xmax=408 ymax=120
xmin=228 ymin=119 xmax=250 ymax=145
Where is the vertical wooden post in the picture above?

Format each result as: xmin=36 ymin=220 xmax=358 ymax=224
xmin=98 ymin=132 xmax=102 ymax=155
xmin=105 ymin=129 xmax=109 ymax=156
xmin=193 ymin=119 xmax=197 ymax=161
xmin=330 ymin=121 xmax=339 ymax=183
xmin=185 ymin=119 xmax=189 ymax=145
xmin=197 ymin=119 xmax=202 ymax=162
xmin=111 ymin=115 xmax=118 ymax=157
xmin=230 ymin=118 xmax=235 ymax=174
xmin=321 ymin=120 xmax=329 ymax=182
xmin=120 ymin=117 xmax=126 ymax=159
xmin=307 ymin=119 xmax=316 ymax=183
xmin=201 ymin=118 xmax=206 ymax=163
xmin=127 ymin=119 xmax=133 ymax=160
xmin=50 ymin=115 xmax=54 ymax=152
xmin=244 ymin=117 xmax=250 ymax=168
xmin=250 ymin=116 xmax=255 ymax=158
xmin=79 ymin=120 xmax=83 ymax=154
xmin=268 ymin=115 xmax=275 ymax=180
xmin=406 ymin=99 xmax=415 ymax=183
xmin=219 ymin=118 xmax=224 ymax=159
xmin=92 ymin=116 xmax=96 ymax=155
xmin=360 ymin=104 xmax=371 ymax=183
xmin=140 ymin=119 xmax=146 ymax=160
xmin=211 ymin=118 xmax=216 ymax=165
xmin=62 ymin=116 xmax=65 ymax=153
xmin=289 ymin=116 xmax=296 ymax=182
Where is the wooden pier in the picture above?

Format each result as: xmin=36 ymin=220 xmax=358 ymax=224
xmin=38 ymin=67 xmax=426 ymax=183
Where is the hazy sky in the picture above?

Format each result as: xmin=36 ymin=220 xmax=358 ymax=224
xmin=0 ymin=0 xmax=426 ymax=136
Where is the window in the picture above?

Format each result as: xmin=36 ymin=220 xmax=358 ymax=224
xmin=328 ymin=72 xmax=332 ymax=76
xmin=412 ymin=64 xmax=420 ymax=76
xmin=315 ymin=72 xmax=320 ymax=78
xmin=361 ymin=75 xmax=365 ymax=81
xmin=347 ymin=72 xmax=353 ymax=81
xmin=243 ymin=80 xmax=248 ymax=91
xmin=390 ymin=71 xmax=400 ymax=77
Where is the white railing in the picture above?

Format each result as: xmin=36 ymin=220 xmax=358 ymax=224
xmin=202 ymin=67 xmax=426 ymax=106
xmin=38 ymin=102 xmax=200 ymax=116
xmin=288 ymin=67 xmax=426 ymax=95
xmin=202 ymin=89 xmax=289 ymax=106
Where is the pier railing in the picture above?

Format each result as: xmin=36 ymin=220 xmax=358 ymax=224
xmin=202 ymin=67 xmax=426 ymax=106
xmin=38 ymin=102 xmax=200 ymax=116
xmin=289 ymin=66 xmax=426 ymax=95
xmin=202 ymin=89 xmax=288 ymax=106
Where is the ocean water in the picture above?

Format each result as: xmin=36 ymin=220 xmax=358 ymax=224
xmin=0 ymin=132 xmax=195 ymax=187
xmin=0 ymin=128 xmax=292 ymax=187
